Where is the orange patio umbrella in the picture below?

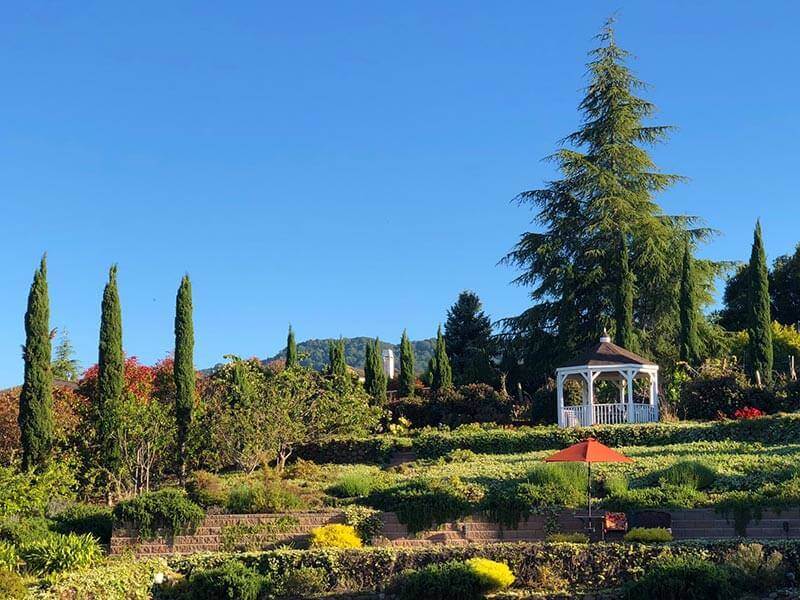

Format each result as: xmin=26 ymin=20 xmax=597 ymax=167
xmin=545 ymin=438 xmax=633 ymax=522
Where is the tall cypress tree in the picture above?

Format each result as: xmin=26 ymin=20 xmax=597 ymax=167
xmin=399 ymin=330 xmax=415 ymax=398
xmin=747 ymin=221 xmax=773 ymax=382
xmin=328 ymin=338 xmax=348 ymax=379
xmin=678 ymin=241 xmax=700 ymax=364
xmin=614 ymin=231 xmax=636 ymax=350
xmin=98 ymin=265 xmax=124 ymax=477
xmin=286 ymin=325 xmax=298 ymax=368
xmin=19 ymin=255 xmax=54 ymax=470
xmin=174 ymin=275 xmax=194 ymax=484
xmin=431 ymin=325 xmax=453 ymax=392
xmin=364 ymin=338 xmax=387 ymax=403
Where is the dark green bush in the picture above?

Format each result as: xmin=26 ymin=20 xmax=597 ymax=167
xmin=295 ymin=435 xmax=411 ymax=464
xmin=622 ymin=556 xmax=734 ymax=600
xmin=0 ymin=516 xmax=52 ymax=546
xmin=327 ymin=469 xmax=384 ymax=498
xmin=395 ymin=561 xmax=486 ymax=600
xmin=186 ymin=471 xmax=229 ymax=508
xmin=52 ymin=503 xmax=114 ymax=544
xmin=184 ymin=561 xmax=266 ymax=600
xmin=113 ymin=488 xmax=205 ymax=539
xmin=368 ymin=477 xmax=484 ymax=533
xmin=0 ymin=569 xmax=26 ymax=599
xmin=276 ymin=566 xmax=328 ymax=596
xmin=226 ymin=481 xmax=306 ymax=514
xmin=658 ymin=461 xmax=717 ymax=491
xmin=603 ymin=484 xmax=705 ymax=512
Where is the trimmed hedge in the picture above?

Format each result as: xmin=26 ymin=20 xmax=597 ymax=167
xmin=295 ymin=435 xmax=412 ymax=464
xmin=167 ymin=540 xmax=800 ymax=594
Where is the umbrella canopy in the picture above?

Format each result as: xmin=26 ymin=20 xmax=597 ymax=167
xmin=544 ymin=438 xmax=633 ymax=526
xmin=545 ymin=438 xmax=633 ymax=464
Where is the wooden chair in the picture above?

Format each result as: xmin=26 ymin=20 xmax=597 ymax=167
xmin=602 ymin=512 xmax=628 ymax=541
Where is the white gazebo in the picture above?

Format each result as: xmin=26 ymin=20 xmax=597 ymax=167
xmin=556 ymin=332 xmax=659 ymax=428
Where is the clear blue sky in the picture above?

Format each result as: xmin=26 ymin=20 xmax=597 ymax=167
xmin=2 ymin=1 xmax=798 ymax=387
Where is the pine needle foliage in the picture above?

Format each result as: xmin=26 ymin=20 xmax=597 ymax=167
xmin=19 ymin=255 xmax=54 ymax=470
xmin=364 ymin=338 xmax=387 ymax=404
xmin=399 ymin=330 xmax=415 ymax=398
xmin=502 ymin=18 xmax=719 ymax=370
xmin=97 ymin=265 xmax=124 ymax=476
xmin=614 ymin=232 xmax=635 ymax=350
xmin=679 ymin=241 xmax=701 ymax=364
xmin=747 ymin=221 xmax=773 ymax=382
xmin=328 ymin=338 xmax=348 ymax=379
xmin=430 ymin=326 xmax=453 ymax=392
xmin=174 ymin=274 xmax=195 ymax=483
xmin=286 ymin=325 xmax=298 ymax=368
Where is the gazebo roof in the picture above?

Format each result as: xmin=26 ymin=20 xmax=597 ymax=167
xmin=558 ymin=334 xmax=656 ymax=369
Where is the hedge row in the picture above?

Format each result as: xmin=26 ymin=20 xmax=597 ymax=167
xmin=167 ymin=540 xmax=800 ymax=594
xmin=296 ymin=414 xmax=800 ymax=464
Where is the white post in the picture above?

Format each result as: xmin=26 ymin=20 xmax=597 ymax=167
xmin=651 ymin=370 xmax=659 ymax=421
xmin=556 ymin=372 xmax=565 ymax=428
xmin=586 ymin=370 xmax=595 ymax=426
xmin=626 ymin=370 xmax=635 ymax=423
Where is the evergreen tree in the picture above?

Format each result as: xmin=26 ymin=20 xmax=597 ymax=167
xmin=444 ymin=291 xmax=496 ymax=385
xmin=718 ymin=264 xmax=751 ymax=331
xmin=19 ymin=255 xmax=54 ymax=470
xmin=614 ymin=232 xmax=636 ymax=350
xmin=502 ymin=19 xmax=718 ymax=372
xmin=678 ymin=241 xmax=700 ymax=364
xmin=52 ymin=328 xmax=81 ymax=382
xmin=364 ymin=338 xmax=387 ymax=403
xmin=399 ymin=330 xmax=415 ymax=397
xmin=286 ymin=325 xmax=298 ymax=368
xmin=430 ymin=326 xmax=453 ymax=392
xmin=174 ymin=275 xmax=195 ymax=484
xmin=97 ymin=265 xmax=124 ymax=478
xmin=328 ymin=338 xmax=348 ymax=379
xmin=747 ymin=221 xmax=773 ymax=382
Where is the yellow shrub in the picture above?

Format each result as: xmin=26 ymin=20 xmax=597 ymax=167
xmin=309 ymin=524 xmax=362 ymax=549
xmin=465 ymin=557 xmax=515 ymax=591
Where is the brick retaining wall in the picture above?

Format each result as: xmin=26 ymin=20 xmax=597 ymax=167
xmin=111 ymin=507 xmax=800 ymax=555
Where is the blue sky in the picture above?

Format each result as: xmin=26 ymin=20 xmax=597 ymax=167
xmin=1 ymin=1 xmax=798 ymax=387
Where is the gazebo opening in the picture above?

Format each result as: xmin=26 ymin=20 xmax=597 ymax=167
xmin=556 ymin=332 xmax=659 ymax=428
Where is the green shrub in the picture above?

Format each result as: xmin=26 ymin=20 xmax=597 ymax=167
xmin=526 ymin=463 xmax=587 ymax=506
xmin=623 ymin=527 xmax=673 ymax=543
xmin=546 ymin=533 xmax=589 ymax=543
xmin=226 ymin=481 xmax=306 ymax=514
xmin=52 ymin=503 xmax=114 ymax=544
xmin=0 ymin=462 xmax=75 ymax=520
xmin=342 ymin=505 xmax=383 ymax=542
xmin=659 ymin=461 xmax=717 ymax=490
xmin=185 ymin=561 xmax=265 ymax=600
xmin=186 ymin=471 xmax=229 ymax=508
xmin=113 ymin=488 xmax=205 ymax=539
xmin=465 ymin=558 xmax=515 ymax=591
xmin=0 ymin=517 xmax=52 ymax=547
xmin=0 ymin=541 xmax=19 ymax=572
xmin=369 ymin=477 xmax=484 ymax=533
xmin=622 ymin=556 xmax=734 ymax=600
xmin=277 ymin=566 xmax=327 ymax=596
xmin=603 ymin=474 xmax=629 ymax=496
xmin=43 ymin=556 xmax=174 ymax=600
xmin=0 ymin=569 xmax=26 ymax=599
xmin=327 ymin=468 xmax=384 ymax=498
xmin=19 ymin=532 xmax=102 ymax=574
xmin=604 ymin=484 xmax=705 ymax=512
xmin=396 ymin=561 xmax=486 ymax=600
xmin=725 ymin=543 xmax=785 ymax=592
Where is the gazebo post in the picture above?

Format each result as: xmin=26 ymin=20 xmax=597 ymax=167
xmin=586 ymin=370 xmax=595 ymax=426
xmin=626 ymin=370 xmax=635 ymax=424
xmin=556 ymin=372 xmax=565 ymax=427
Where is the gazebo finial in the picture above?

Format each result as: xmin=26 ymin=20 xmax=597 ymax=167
xmin=600 ymin=328 xmax=611 ymax=343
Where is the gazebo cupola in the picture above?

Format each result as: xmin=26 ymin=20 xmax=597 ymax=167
xmin=555 ymin=331 xmax=659 ymax=428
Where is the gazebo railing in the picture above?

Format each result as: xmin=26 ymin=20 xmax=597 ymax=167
xmin=562 ymin=403 xmax=658 ymax=427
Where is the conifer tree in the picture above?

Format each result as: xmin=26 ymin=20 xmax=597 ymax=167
xmin=364 ymin=338 xmax=387 ymax=403
xmin=52 ymin=329 xmax=81 ymax=382
xmin=19 ymin=255 xmax=54 ymax=470
xmin=328 ymin=338 xmax=348 ymax=379
xmin=678 ymin=241 xmax=700 ymax=364
xmin=98 ymin=265 xmax=124 ymax=477
xmin=444 ymin=291 xmax=496 ymax=385
xmin=431 ymin=325 xmax=453 ymax=392
xmin=286 ymin=325 xmax=298 ymax=368
xmin=747 ymin=221 xmax=773 ymax=382
xmin=174 ymin=275 xmax=194 ymax=484
xmin=399 ymin=330 xmax=415 ymax=398
xmin=614 ymin=232 xmax=636 ymax=350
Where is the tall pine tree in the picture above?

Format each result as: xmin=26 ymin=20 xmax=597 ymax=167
xmin=444 ymin=291 xmax=496 ymax=385
xmin=399 ymin=330 xmax=415 ymax=398
xmin=98 ymin=265 xmax=124 ymax=479
xmin=430 ymin=325 xmax=453 ymax=392
xmin=614 ymin=232 xmax=635 ymax=350
xmin=286 ymin=325 xmax=298 ymax=368
xmin=174 ymin=275 xmax=194 ymax=484
xmin=364 ymin=338 xmax=387 ymax=403
xmin=678 ymin=241 xmax=700 ymax=364
xmin=747 ymin=221 xmax=773 ymax=383
xmin=503 ymin=19 xmax=717 ymax=372
xmin=19 ymin=255 xmax=54 ymax=470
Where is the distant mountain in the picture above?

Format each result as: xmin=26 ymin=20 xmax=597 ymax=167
xmin=269 ymin=337 xmax=435 ymax=374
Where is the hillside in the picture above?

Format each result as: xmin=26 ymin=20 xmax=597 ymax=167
xmin=269 ymin=336 xmax=435 ymax=374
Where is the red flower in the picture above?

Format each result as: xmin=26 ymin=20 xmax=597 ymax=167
xmin=733 ymin=406 xmax=764 ymax=420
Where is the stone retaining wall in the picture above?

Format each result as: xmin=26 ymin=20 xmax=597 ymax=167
xmin=111 ymin=507 xmax=800 ymax=555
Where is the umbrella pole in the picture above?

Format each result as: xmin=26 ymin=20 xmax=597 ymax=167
xmin=587 ymin=463 xmax=592 ymax=524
